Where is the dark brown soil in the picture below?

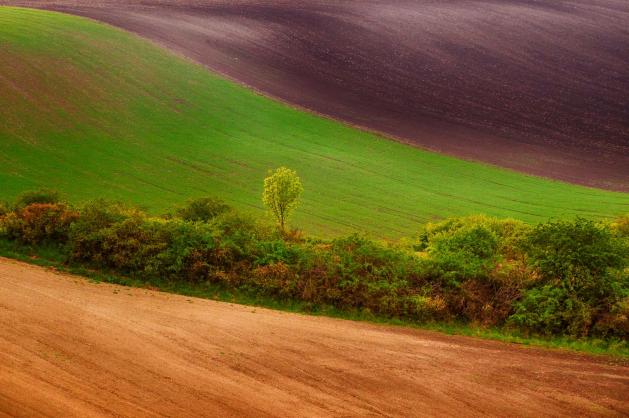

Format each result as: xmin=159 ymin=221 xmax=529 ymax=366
xmin=1 ymin=257 xmax=628 ymax=416
xmin=4 ymin=0 xmax=629 ymax=191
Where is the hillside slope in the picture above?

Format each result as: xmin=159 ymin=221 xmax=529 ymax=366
xmin=5 ymin=0 xmax=629 ymax=191
xmin=0 ymin=7 xmax=628 ymax=237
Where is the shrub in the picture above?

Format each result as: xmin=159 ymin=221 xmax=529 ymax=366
xmin=510 ymin=218 xmax=628 ymax=337
xmin=312 ymin=235 xmax=423 ymax=316
xmin=254 ymin=240 xmax=301 ymax=266
xmin=522 ymin=218 xmax=627 ymax=304
xmin=523 ymin=218 xmax=626 ymax=285
xmin=418 ymin=216 xmax=534 ymax=324
xmin=244 ymin=235 xmax=428 ymax=319
xmin=175 ymin=197 xmax=231 ymax=222
xmin=251 ymin=262 xmax=296 ymax=296
xmin=69 ymin=201 xmax=140 ymax=263
xmin=282 ymin=227 xmax=305 ymax=243
xmin=420 ymin=216 xmax=530 ymax=281
xmin=610 ymin=214 xmax=629 ymax=239
xmin=68 ymin=201 xmax=263 ymax=283
xmin=509 ymin=286 xmax=594 ymax=337
xmin=2 ymin=203 xmax=78 ymax=245
xmin=140 ymin=219 xmax=218 ymax=282
xmin=594 ymin=296 xmax=629 ymax=339
xmin=404 ymin=295 xmax=449 ymax=322
xmin=427 ymin=224 xmax=500 ymax=283
xmin=70 ymin=209 xmax=220 ymax=281
xmin=431 ymin=224 xmax=499 ymax=259
xmin=210 ymin=211 xmax=271 ymax=265
xmin=419 ymin=215 xmax=529 ymax=256
xmin=14 ymin=189 xmax=60 ymax=209
xmin=98 ymin=216 xmax=168 ymax=272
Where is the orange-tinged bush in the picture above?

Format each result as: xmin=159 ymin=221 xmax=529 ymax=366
xmin=2 ymin=203 xmax=78 ymax=245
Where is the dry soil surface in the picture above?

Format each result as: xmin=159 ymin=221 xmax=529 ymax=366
xmin=3 ymin=0 xmax=629 ymax=191
xmin=0 ymin=257 xmax=628 ymax=417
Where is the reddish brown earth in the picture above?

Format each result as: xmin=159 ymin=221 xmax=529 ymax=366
xmin=4 ymin=0 xmax=629 ymax=191
xmin=1 ymin=257 xmax=628 ymax=417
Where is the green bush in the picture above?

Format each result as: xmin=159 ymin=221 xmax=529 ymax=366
xmin=304 ymin=235 xmax=424 ymax=317
xmin=209 ymin=211 xmax=273 ymax=265
xmin=175 ymin=197 xmax=231 ymax=222
xmin=593 ymin=296 xmax=629 ymax=339
xmin=509 ymin=286 xmax=593 ymax=336
xmin=135 ymin=218 xmax=219 ymax=282
xmin=67 ymin=200 xmax=271 ymax=284
xmin=96 ymin=216 xmax=166 ymax=273
xmin=510 ymin=218 xmax=628 ymax=337
xmin=419 ymin=215 xmax=529 ymax=257
xmin=414 ymin=216 xmax=535 ymax=325
xmin=427 ymin=224 xmax=499 ymax=283
xmin=254 ymin=240 xmax=301 ymax=266
xmin=523 ymin=218 xmax=626 ymax=286
xmin=14 ymin=189 xmax=61 ymax=209
xmin=69 ymin=201 xmax=141 ymax=264
xmin=420 ymin=216 xmax=530 ymax=282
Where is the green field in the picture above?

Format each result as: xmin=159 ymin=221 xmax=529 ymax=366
xmin=1 ymin=7 xmax=627 ymax=237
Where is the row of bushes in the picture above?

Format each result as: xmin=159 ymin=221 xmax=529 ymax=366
xmin=1 ymin=190 xmax=628 ymax=339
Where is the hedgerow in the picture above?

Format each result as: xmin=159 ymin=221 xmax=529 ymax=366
xmin=1 ymin=193 xmax=627 ymax=340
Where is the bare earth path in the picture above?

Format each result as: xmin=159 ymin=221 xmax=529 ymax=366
xmin=0 ymin=258 xmax=628 ymax=417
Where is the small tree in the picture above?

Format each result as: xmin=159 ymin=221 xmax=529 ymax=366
xmin=262 ymin=167 xmax=303 ymax=233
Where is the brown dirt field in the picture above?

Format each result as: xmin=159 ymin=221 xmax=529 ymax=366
xmin=0 ymin=257 xmax=628 ymax=417
xmin=3 ymin=0 xmax=629 ymax=191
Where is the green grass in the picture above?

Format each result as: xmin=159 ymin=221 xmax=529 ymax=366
xmin=1 ymin=239 xmax=626 ymax=359
xmin=1 ymin=7 xmax=628 ymax=237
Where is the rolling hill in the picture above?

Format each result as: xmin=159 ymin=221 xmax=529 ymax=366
xmin=5 ymin=0 xmax=629 ymax=191
xmin=0 ymin=7 xmax=628 ymax=237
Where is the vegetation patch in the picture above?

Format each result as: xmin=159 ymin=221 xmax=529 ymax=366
xmin=1 ymin=191 xmax=627 ymax=355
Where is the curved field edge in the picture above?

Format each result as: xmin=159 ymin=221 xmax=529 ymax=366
xmin=0 ymin=7 xmax=628 ymax=238
xmin=0 ymin=244 xmax=626 ymax=359
xmin=10 ymin=0 xmax=629 ymax=191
